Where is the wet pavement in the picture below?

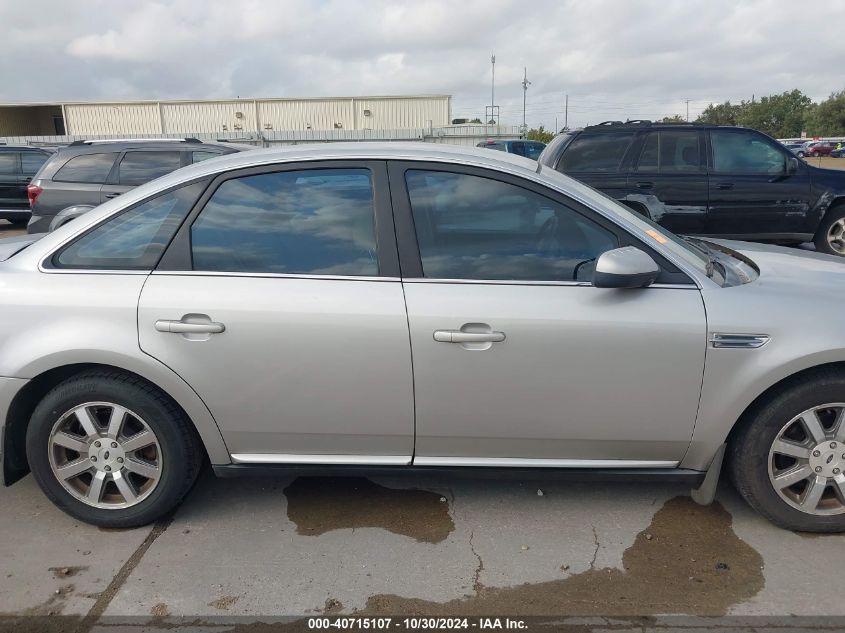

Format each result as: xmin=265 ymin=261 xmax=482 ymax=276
xmin=1 ymin=469 xmax=844 ymax=624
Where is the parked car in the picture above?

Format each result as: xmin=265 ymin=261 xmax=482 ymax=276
xmin=0 ymin=146 xmax=55 ymax=226
xmin=782 ymin=142 xmax=806 ymax=156
xmin=539 ymin=121 xmax=845 ymax=255
xmin=830 ymin=145 xmax=845 ymax=158
xmin=477 ymin=139 xmax=546 ymax=160
xmin=805 ymin=141 xmax=840 ymax=157
xmin=26 ymin=138 xmax=248 ymax=233
xmin=2 ymin=142 xmax=845 ymax=532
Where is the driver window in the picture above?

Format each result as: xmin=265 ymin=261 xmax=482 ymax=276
xmin=711 ymin=129 xmax=787 ymax=174
xmin=405 ymin=169 xmax=617 ymax=281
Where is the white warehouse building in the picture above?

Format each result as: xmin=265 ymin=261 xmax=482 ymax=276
xmin=0 ymin=95 xmax=451 ymax=136
xmin=0 ymin=95 xmax=522 ymax=146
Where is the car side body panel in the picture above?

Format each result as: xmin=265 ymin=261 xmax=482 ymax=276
xmin=683 ymin=240 xmax=845 ymax=469
xmin=0 ymin=261 xmax=231 ymax=467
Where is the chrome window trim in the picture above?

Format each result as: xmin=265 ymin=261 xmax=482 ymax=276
xmin=231 ymin=453 xmax=412 ymax=466
xmin=151 ymin=270 xmax=399 ymax=282
xmin=37 ymin=265 xmax=150 ymax=275
xmin=402 ymin=278 xmax=696 ymax=288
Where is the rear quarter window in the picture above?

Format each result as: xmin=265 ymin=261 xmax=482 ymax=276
xmin=53 ymin=153 xmax=118 ymax=184
xmin=559 ymin=132 xmax=636 ymax=173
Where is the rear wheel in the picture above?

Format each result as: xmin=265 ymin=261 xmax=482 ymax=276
xmin=814 ymin=206 xmax=845 ymax=256
xmin=729 ymin=371 xmax=845 ymax=532
xmin=26 ymin=370 xmax=203 ymax=528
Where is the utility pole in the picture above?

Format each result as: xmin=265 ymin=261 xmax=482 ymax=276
xmin=564 ymin=94 xmax=569 ymax=130
xmin=685 ymin=98 xmax=690 ymax=122
xmin=521 ymin=67 xmax=531 ymax=132
xmin=490 ymin=54 xmax=496 ymax=124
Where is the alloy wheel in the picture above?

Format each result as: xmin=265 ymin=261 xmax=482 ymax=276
xmin=826 ymin=218 xmax=845 ymax=254
xmin=768 ymin=404 xmax=845 ymax=516
xmin=48 ymin=402 xmax=162 ymax=509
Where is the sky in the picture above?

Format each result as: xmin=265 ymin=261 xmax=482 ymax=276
xmin=1 ymin=0 xmax=844 ymax=130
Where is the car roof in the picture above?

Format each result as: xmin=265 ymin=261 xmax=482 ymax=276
xmin=0 ymin=145 xmax=54 ymax=152
xmin=55 ymin=139 xmax=238 ymax=154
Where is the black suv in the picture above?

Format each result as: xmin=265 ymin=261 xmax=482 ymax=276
xmin=538 ymin=121 xmax=845 ymax=255
xmin=27 ymin=138 xmax=247 ymax=233
xmin=0 ymin=146 xmax=54 ymax=225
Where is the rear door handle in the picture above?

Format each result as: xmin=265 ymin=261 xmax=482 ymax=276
xmin=433 ymin=330 xmax=505 ymax=343
xmin=635 ymin=181 xmax=654 ymax=189
xmin=105 ymin=193 xmax=121 ymax=199
xmin=155 ymin=319 xmax=225 ymax=334
xmin=715 ymin=182 xmax=734 ymax=190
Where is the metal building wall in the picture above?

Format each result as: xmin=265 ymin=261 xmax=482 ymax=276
xmin=64 ymin=103 xmax=162 ymax=135
xmin=353 ymin=97 xmax=450 ymax=129
xmin=59 ymin=96 xmax=450 ymax=135
xmin=162 ymin=101 xmax=258 ymax=134
xmin=257 ymin=99 xmax=355 ymax=132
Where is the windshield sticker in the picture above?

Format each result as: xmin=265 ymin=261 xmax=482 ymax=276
xmin=646 ymin=229 xmax=668 ymax=244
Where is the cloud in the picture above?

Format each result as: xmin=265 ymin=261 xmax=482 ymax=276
xmin=0 ymin=0 xmax=844 ymax=128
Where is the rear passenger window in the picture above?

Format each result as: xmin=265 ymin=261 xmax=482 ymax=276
xmin=21 ymin=152 xmax=49 ymax=175
xmin=559 ymin=132 xmax=635 ymax=173
xmin=54 ymin=153 xmax=117 ymax=184
xmin=406 ymin=170 xmax=617 ymax=281
xmin=119 ymin=151 xmax=183 ymax=186
xmin=191 ymin=169 xmax=378 ymax=275
xmin=636 ymin=131 xmax=701 ymax=173
xmin=54 ymin=181 xmax=204 ymax=270
xmin=0 ymin=153 xmax=17 ymax=176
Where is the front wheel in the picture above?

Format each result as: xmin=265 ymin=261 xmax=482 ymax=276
xmin=814 ymin=207 xmax=845 ymax=256
xmin=797 ymin=151 xmax=805 ymax=157
xmin=26 ymin=370 xmax=203 ymax=528
xmin=729 ymin=371 xmax=845 ymax=532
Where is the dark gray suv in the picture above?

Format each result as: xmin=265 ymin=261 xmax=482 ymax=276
xmin=27 ymin=138 xmax=246 ymax=233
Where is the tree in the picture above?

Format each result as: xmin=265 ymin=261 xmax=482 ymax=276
xmin=661 ymin=114 xmax=686 ymax=123
xmin=804 ymin=90 xmax=845 ymax=136
xmin=697 ymin=101 xmax=745 ymax=126
xmin=469 ymin=118 xmax=483 ymax=124
xmin=736 ymin=89 xmax=812 ymax=138
xmin=527 ymin=125 xmax=554 ymax=143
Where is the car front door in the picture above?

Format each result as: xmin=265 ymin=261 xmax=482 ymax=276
xmin=389 ymin=163 xmax=707 ymax=465
xmin=628 ymin=129 xmax=708 ymax=234
xmin=137 ymin=161 xmax=415 ymax=462
xmin=705 ymin=128 xmax=812 ymax=239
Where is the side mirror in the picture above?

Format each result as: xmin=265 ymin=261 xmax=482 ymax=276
xmin=592 ymin=246 xmax=660 ymax=289
xmin=787 ymin=157 xmax=799 ymax=174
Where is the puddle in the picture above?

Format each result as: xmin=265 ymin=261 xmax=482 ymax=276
xmin=362 ymin=496 xmax=765 ymax=616
xmin=284 ymin=477 xmax=454 ymax=543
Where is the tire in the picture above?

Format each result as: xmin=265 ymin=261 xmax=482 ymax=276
xmin=813 ymin=205 xmax=845 ymax=256
xmin=26 ymin=370 xmax=203 ymax=528
xmin=728 ymin=370 xmax=845 ymax=532
xmin=797 ymin=151 xmax=805 ymax=157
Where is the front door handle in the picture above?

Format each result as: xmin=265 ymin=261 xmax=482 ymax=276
xmin=635 ymin=181 xmax=654 ymax=189
xmin=433 ymin=330 xmax=505 ymax=343
xmin=155 ymin=319 xmax=225 ymax=334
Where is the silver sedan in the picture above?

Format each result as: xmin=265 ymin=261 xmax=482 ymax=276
xmin=1 ymin=143 xmax=844 ymax=532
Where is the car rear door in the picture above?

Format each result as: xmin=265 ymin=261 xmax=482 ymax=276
xmin=138 ymin=161 xmax=415 ymax=462
xmin=389 ymin=162 xmax=706 ymax=466
xmin=101 ymin=150 xmax=185 ymax=202
xmin=628 ymin=129 xmax=708 ymax=234
xmin=705 ymin=128 xmax=812 ymax=238
xmin=0 ymin=152 xmax=21 ymax=210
